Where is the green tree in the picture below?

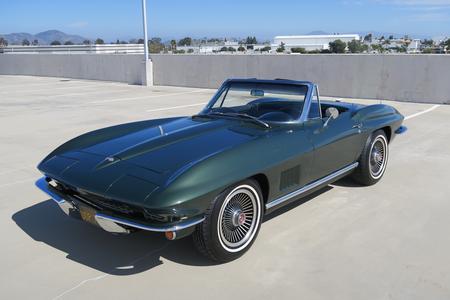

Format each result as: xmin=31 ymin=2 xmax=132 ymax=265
xmin=207 ymin=38 xmax=221 ymax=43
xmin=238 ymin=45 xmax=246 ymax=52
xmin=95 ymin=38 xmax=104 ymax=45
xmin=64 ymin=41 xmax=74 ymax=45
xmin=32 ymin=39 xmax=39 ymax=46
xmin=395 ymin=46 xmax=407 ymax=53
xmin=422 ymin=39 xmax=434 ymax=47
xmin=170 ymin=39 xmax=177 ymax=51
xmin=291 ymin=47 xmax=306 ymax=54
xmin=178 ymin=37 xmax=192 ymax=46
xmin=187 ymin=48 xmax=194 ymax=53
xmin=371 ymin=44 xmax=385 ymax=53
xmin=276 ymin=42 xmax=285 ymax=53
xmin=0 ymin=37 xmax=8 ymax=47
xmin=22 ymin=39 xmax=30 ymax=46
xmin=50 ymin=40 xmax=61 ymax=45
xmin=260 ymin=46 xmax=271 ymax=52
xmin=149 ymin=37 xmax=165 ymax=53
xmin=363 ymin=33 xmax=372 ymax=43
xmin=220 ymin=46 xmax=228 ymax=52
xmin=389 ymin=35 xmax=394 ymax=40
xmin=83 ymin=39 xmax=91 ymax=45
xmin=227 ymin=47 xmax=236 ymax=52
xmin=347 ymin=40 xmax=366 ymax=53
xmin=245 ymin=36 xmax=257 ymax=44
xmin=444 ymin=39 xmax=450 ymax=53
xmin=329 ymin=39 xmax=347 ymax=53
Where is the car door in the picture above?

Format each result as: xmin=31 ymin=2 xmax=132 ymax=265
xmin=305 ymin=88 xmax=363 ymax=181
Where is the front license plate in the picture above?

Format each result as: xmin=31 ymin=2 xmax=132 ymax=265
xmin=79 ymin=204 xmax=98 ymax=226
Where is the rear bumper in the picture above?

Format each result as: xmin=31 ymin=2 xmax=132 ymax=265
xmin=35 ymin=177 xmax=204 ymax=235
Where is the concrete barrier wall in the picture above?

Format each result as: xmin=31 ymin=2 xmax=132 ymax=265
xmin=0 ymin=54 xmax=147 ymax=85
xmin=151 ymin=54 xmax=450 ymax=104
xmin=1 ymin=53 xmax=449 ymax=103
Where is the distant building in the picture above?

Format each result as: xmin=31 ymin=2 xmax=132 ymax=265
xmin=407 ymin=39 xmax=421 ymax=54
xmin=176 ymin=41 xmax=273 ymax=54
xmin=272 ymin=34 xmax=360 ymax=51
xmin=1 ymin=44 xmax=144 ymax=54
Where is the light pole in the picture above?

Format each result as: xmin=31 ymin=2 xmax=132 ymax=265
xmin=141 ymin=0 xmax=149 ymax=61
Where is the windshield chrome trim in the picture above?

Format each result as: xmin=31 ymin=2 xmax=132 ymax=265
xmin=201 ymin=79 xmax=315 ymax=124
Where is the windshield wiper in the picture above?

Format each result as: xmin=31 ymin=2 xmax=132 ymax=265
xmin=210 ymin=112 xmax=271 ymax=128
xmin=193 ymin=112 xmax=270 ymax=128
xmin=232 ymin=113 xmax=271 ymax=128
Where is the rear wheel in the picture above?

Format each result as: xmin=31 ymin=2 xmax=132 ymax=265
xmin=193 ymin=179 xmax=263 ymax=263
xmin=352 ymin=130 xmax=389 ymax=186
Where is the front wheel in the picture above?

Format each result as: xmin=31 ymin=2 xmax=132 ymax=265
xmin=193 ymin=179 xmax=263 ymax=263
xmin=352 ymin=130 xmax=389 ymax=186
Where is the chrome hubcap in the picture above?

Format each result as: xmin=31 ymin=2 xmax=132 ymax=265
xmin=218 ymin=186 xmax=260 ymax=252
xmin=231 ymin=210 xmax=246 ymax=227
xmin=369 ymin=136 xmax=388 ymax=178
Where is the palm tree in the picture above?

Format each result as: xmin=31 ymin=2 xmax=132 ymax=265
xmin=170 ymin=40 xmax=177 ymax=51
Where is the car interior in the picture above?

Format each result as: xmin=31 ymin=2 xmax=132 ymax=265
xmin=212 ymin=98 xmax=350 ymax=123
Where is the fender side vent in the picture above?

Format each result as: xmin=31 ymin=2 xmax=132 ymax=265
xmin=280 ymin=165 xmax=300 ymax=191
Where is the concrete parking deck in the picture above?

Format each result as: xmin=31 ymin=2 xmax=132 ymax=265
xmin=1 ymin=75 xmax=449 ymax=300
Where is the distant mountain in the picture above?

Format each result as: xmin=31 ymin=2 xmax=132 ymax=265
xmin=0 ymin=30 xmax=88 ymax=45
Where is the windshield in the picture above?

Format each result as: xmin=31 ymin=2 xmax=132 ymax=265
xmin=202 ymin=82 xmax=309 ymax=123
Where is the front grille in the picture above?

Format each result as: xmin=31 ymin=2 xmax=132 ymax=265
xmin=47 ymin=177 xmax=167 ymax=223
xmin=78 ymin=192 xmax=136 ymax=215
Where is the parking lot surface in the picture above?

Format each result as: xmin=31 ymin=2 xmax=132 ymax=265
xmin=1 ymin=75 xmax=449 ymax=300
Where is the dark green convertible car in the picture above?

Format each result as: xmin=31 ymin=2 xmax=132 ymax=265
xmin=36 ymin=79 xmax=405 ymax=262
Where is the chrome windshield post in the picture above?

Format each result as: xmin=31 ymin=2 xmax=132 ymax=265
xmin=298 ymin=83 xmax=315 ymax=123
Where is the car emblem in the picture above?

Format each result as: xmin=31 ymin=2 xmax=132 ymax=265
xmin=105 ymin=157 xmax=115 ymax=162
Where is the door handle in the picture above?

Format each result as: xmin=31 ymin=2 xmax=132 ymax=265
xmin=353 ymin=123 xmax=362 ymax=129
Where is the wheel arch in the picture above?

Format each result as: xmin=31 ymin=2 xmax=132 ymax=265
xmin=250 ymin=173 xmax=270 ymax=206
xmin=379 ymin=126 xmax=392 ymax=143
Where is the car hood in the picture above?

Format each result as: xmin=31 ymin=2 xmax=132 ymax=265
xmin=38 ymin=117 xmax=261 ymax=204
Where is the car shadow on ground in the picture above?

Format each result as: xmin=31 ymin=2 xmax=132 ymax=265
xmin=12 ymin=200 xmax=216 ymax=275
xmin=13 ymin=185 xmax=338 ymax=275
xmin=332 ymin=177 xmax=365 ymax=188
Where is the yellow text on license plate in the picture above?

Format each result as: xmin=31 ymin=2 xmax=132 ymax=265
xmin=79 ymin=205 xmax=97 ymax=226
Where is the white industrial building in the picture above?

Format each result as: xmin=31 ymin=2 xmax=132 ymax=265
xmin=273 ymin=34 xmax=361 ymax=51
xmin=407 ymin=39 xmax=421 ymax=54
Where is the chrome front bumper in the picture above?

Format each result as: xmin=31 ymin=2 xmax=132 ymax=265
xmin=35 ymin=177 xmax=204 ymax=235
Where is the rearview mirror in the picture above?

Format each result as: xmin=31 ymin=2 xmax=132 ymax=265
xmin=250 ymin=89 xmax=264 ymax=97
xmin=324 ymin=107 xmax=339 ymax=127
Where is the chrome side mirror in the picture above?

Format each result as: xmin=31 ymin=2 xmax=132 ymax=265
xmin=324 ymin=107 xmax=339 ymax=127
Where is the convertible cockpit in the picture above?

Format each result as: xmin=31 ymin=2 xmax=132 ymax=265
xmin=201 ymin=79 xmax=351 ymax=125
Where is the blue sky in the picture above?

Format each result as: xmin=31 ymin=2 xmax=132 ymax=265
xmin=1 ymin=0 xmax=450 ymax=40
